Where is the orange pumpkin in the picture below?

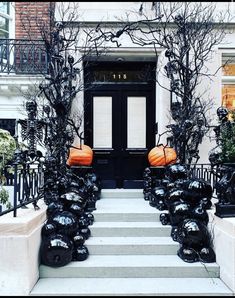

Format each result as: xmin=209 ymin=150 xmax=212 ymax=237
xmin=148 ymin=145 xmax=177 ymax=166
xmin=67 ymin=144 xmax=93 ymax=166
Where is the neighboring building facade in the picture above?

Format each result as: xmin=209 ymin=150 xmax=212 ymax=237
xmin=0 ymin=2 xmax=235 ymax=188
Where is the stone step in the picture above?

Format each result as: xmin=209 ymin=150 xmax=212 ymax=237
xmin=30 ymin=277 xmax=232 ymax=296
xmin=85 ymin=236 xmax=178 ymax=255
xmin=31 ymin=191 xmax=230 ymax=297
xmin=90 ymin=221 xmax=171 ymax=237
xmin=100 ymin=189 xmax=143 ymax=199
xmin=93 ymin=198 xmax=162 ymax=222
xmin=39 ymin=255 xmax=219 ymax=278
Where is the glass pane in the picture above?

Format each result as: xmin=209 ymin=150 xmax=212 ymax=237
xmin=0 ymin=16 xmax=8 ymax=38
xmin=222 ymin=84 xmax=235 ymax=109
xmin=222 ymin=54 xmax=235 ymax=76
xmin=0 ymin=2 xmax=9 ymax=14
xmin=0 ymin=29 xmax=8 ymax=38
xmin=93 ymin=96 xmax=112 ymax=148
xmin=223 ymin=64 xmax=235 ymax=76
xmin=127 ymin=96 xmax=146 ymax=148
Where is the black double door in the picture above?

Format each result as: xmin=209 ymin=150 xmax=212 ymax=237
xmin=84 ymin=83 xmax=155 ymax=189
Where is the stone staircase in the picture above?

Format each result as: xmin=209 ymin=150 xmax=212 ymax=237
xmin=30 ymin=189 xmax=232 ymax=296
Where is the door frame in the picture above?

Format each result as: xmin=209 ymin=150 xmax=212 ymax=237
xmin=83 ymin=61 xmax=156 ymax=188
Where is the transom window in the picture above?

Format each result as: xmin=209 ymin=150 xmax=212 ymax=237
xmin=87 ymin=62 xmax=156 ymax=84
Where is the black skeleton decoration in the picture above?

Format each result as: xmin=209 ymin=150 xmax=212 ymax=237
xmin=208 ymin=106 xmax=235 ymax=217
xmin=13 ymin=100 xmax=45 ymax=210
xmin=17 ymin=100 xmax=44 ymax=161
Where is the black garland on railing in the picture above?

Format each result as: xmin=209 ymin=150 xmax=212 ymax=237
xmin=143 ymin=164 xmax=216 ymax=263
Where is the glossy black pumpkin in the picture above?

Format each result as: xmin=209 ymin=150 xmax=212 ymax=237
xmin=165 ymin=188 xmax=184 ymax=208
xmin=177 ymin=218 xmax=212 ymax=249
xmin=73 ymin=232 xmax=86 ymax=247
xmin=51 ymin=211 xmax=79 ymax=236
xmin=41 ymin=221 xmax=57 ymax=238
xmin=60 ymin=191 xmax=86 ymax=206
xmin=40 ymin=233 xmax=74 ymax=267
xmin=168 ymin=201 xmax=191 ymax=226
xmin=85 ymin=212 xmax=94 ymax=225
xmin=165 ymin=164 xmax=188 ymax=182
xmin=182 ymin=178 xmax=212 ymax=207
xmin=150 ymin=187 xmax=166 ymax=208
xmin=46 ymin=202 xmax=64 ymax=218
xmin=73 ymin=245 xmax=89 ymax=261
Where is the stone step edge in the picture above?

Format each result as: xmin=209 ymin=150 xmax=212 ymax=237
xmin=30 ymin=278 xmax=233 ymax=296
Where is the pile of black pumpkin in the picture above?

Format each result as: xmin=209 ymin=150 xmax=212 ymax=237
xmin=144 ymin=163 xmax=216 ymax=263
xmin=39 ymin=167 xmax=101 ymax=267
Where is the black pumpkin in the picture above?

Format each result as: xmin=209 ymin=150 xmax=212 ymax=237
xmin=41 ymin=221 xmax=57 ymax=238
xmin=168 ymin=201 xmax=191 ymax=226
xmin=177 ymin=218 xmax=212 ymax=249
xmin=40 ymin=233 xmax=74 ymax=267
xmin=51 ymin=211 xmax=79 ymax=236
xmin=150 ymin=187 xmax=166 ymax=208
xmin=73 ymin=245 xmax=89 ymax=261
xmin=73 ymin=232 xmax=86 ymax=247
xmin=182 ymin=178 xmax=212 ymax=207
xmin=46 ymin=201 xmax=64 ymax=218
xmin=165 ymin=188 xmax=184 ymax=208
xmin=165 ymin=164 xmax=188 ymax=182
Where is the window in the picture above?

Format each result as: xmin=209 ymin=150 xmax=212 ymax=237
xmin=222 ymin=53 xmax=235 ymax=117
xmin=0 ymin=2 xmax=10 ymax=38
xmin=0 ymin=2 xmax=14 ymax=66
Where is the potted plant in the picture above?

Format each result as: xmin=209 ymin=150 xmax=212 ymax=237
xmin=0 ymin=128 xmax=16 ymax=211
xmin=220 ymin=109 xmax=235 ymax=165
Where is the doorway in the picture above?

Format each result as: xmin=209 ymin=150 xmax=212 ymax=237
xmin=84 ymin=62 xmax=156 ymax=188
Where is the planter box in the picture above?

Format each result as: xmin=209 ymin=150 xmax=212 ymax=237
xmin=208 ymin=208 xmax=235 ymax=292
xmin=0 ymin=200 xmax=47 ymax=295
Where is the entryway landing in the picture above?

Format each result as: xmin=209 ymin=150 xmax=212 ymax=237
xmin=100 ymin=188 xmax=143 ymax=199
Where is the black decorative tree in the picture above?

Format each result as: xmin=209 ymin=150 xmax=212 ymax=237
xmin=96 ymin=2 xmax=231 ymax=165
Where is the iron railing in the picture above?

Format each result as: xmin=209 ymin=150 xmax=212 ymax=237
xmin=0 ymin=39 xmax=48 ymax=74
xmin=0 ymin=161 xmax=44 ymax=217
xmin=0 ymin=162 xmax=225 ymax=217
xmin=189 ymin=163 xmax=220 ymax=196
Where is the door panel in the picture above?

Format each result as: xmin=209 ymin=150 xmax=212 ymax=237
xmin=93 ymin=96 xmax=112 ymax=148
xmin=127 ymin=96 xmax=146 ymax=148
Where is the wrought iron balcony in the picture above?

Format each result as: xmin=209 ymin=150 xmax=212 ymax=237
xmin=0 ymin=39 xmax=48 ymax=74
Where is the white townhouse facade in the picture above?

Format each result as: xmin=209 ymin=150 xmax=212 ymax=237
xmin=1 ymin=2 xmax=235 ymax=297
xmin=0 ymin=1 xmax=235 ymax=188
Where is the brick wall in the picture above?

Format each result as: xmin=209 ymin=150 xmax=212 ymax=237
xmin=15 ymin=2 xmax=55 ymax=40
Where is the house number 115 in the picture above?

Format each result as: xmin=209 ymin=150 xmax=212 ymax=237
xmin=112 ymin=73 xmax=127 ymax=80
